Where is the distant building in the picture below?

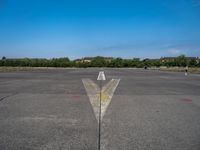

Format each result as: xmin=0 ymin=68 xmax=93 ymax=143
xmin=74 ymin=57 xmax=113 ymax=63
xmin=83 ymin=57 xmax=94 ymax=63
xmin=160 ymin=57 xmax=199 ymax=63
xmin=160 ymin=57 xmax=177 ymax=63
xmin=103 ymin=57 xmax=113 ymax=62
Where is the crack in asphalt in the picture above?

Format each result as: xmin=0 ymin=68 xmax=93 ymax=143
xmin=0 ymin=93 xmax=17 ymax=102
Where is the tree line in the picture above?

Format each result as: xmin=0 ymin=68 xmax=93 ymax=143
xmin=0 ymin=55 xmax=199 ymax=68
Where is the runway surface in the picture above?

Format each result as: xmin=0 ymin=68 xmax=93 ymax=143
xmin=0 ymin=68 xmax=200 ymax=150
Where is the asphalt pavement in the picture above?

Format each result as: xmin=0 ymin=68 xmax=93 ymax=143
xmin=0 ymin=68 xmax=200 ymax=150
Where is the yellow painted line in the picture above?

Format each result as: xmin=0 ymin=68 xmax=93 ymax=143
xmin=101 ymin=91 xmax=109 ymax=102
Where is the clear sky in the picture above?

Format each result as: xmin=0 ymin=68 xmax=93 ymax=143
xmin=0 ymin=0 xmax=200 ymax=59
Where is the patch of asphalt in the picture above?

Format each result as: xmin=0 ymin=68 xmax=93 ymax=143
xmin=0 ymin=69 xmax=200 ymax=150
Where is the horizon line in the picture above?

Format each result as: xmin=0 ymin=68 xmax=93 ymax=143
xmin=1 ymin=55 xmax=199 ymax=61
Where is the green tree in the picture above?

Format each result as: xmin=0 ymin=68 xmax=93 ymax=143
xmin=198 ymin=60 xmax=200 ymax=67
xmin=143 ymin=59 xmax=151 ymax=67
xmin=111 ymin=58 xmax=123 ymax=67
xmin=189 ymin=59 xmax=197 ymax=67
xmin=123 ymin=59 xmax=132 ymax=67
xmin=51 ymin=57 xmax=70 ymax=67
xmin=91 ymin=56 xmax=106 ymax=67
xmin=176 ymin=55 xmax=187 ymax=67
xmin=130 ymin=58 xmax=141 ymax=67
xmin=2 ymin=56 xmax=6 ymax=60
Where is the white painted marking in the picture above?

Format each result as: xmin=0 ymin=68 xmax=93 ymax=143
xmin=82 ymin=79 xmax=100 ymax=121
xmin=97 ymin=71 xmax=106 ymax=81
xmin=101 ymin=79 xmax=120 ymax=120
xmin=82 ymin=78 xmax=120 ymax=122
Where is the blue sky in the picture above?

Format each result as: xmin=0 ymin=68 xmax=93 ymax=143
xmin=0 ymin=0 xmax=200 ymax=59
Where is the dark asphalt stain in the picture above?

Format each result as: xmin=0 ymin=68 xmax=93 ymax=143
xmin=180 ymin=98 xmax=193 ymax=103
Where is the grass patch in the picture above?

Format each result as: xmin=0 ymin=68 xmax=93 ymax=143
xmin=0 ymin=67 xmax=65 ymax=72
xmin=150 ymin=67 xmax=200 ymax=74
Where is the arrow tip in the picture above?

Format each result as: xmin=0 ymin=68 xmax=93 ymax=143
xmin=97 ymin=71 xmax=106 ymax=81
